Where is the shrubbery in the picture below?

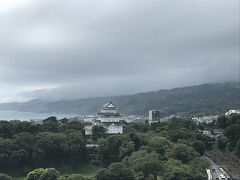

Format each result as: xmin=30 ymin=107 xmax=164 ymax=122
xmin=0 ymin=173 xmax=12 ymax=180
xmin=26 ymin=168 xmax=60 ymax=180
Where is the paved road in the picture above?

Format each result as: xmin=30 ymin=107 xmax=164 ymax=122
xmin=202 ymin=156 xmax=232 ymax=180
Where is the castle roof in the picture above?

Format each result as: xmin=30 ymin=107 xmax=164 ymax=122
xmin=102 ymin=102 xmax=117 ymax=110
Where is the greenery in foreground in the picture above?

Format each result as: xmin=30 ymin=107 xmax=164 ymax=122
xmin=215 ymin=114 xmax=240 ymax=160
xmin=201 ymin=113 xmax=240 ymax=158
xmin=0 ymin=116 xmax=215 ymax=180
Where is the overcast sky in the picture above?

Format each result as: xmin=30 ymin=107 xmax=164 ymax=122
xmin=0 ymin=0 xmax=239 ymax=102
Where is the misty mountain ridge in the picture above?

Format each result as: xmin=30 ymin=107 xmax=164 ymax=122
xmin=0 ymin=82 xmax=239 ymax=117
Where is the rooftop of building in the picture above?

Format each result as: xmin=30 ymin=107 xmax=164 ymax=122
xmin=102 ymin=102 xmax=117 ymax=110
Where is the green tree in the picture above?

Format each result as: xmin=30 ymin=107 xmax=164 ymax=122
xmin=92 ymin=125 xmax=106 ymax=142
xmin=0 ymin=121 xmax=13 ymax=138
xmin=192 ymin=141 xmax=205 ymax=156
xmin=0 ymin=173 xmax=12 ymax=180
xmin=95 ymin=163 xmax=135 ymax=180
xmin=59 ymin=118 xmax=69 ymax=124
xmin=229 ymin=113 xmax=240 ymax=125
xmin=98 ymin=135 xmax=131 ymax=164
xmin=128 ymin=132 xmax=146 ymax=150
xmin=39 ymin=168 xmax=60 ymax=180
xmin=0 ymin=138 xmax=18 ymax=167
xmin=57 ymin=176 xmax=66 ymax=180
xmin=60 ymin=121 xmax=84 ymax=133
xmin=95 ymin=168 xmax=110 ymax=180
xmin=148 ymin=137 xmax=171 ymax=157
xmin=169 ymin=130 xmax=191 ymax=142
xmin=235 ymin=139 xmax=240 ymax=158
xmin=11 ymin=120 xmax=34 ymax=134
xmin=171 ymin=144 xmax=199 ymax=163
xmin=125 ymin=123 xmax=149 ymax=133
xmin=127 ymin=150 xmax=162 ymax=180
xmin=163 ymin=158 xmax=206 ymax=180
xmin=224 ymin=124 xmax=240 ymax=146
xmin=66 ymin=174 xmax=86 ymax=180
xmin=42 ymin=117 xmax=60 ymax=132
xmin=217 ymin=135 xmax=228 ymax=151
xmin=217 ymin=115 xmax=228 ymax=129
xmin=119 ymin=141 xmax=135 ymax=160
xmin=13 ymin=132 xmax=34 ymax=152
xmin=26 ymin=168 xmax=45 ymax=180
xmin=65 ymin=132 xmax=86 ymax=162
xmin=9 ymin=149 xmax=29 ymax=165
xmin=26 ymin=168 xmax=60 ymax=180
xmin=34 ymin=133 xmax=66 ymax=161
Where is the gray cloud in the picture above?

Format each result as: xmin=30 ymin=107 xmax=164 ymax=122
xmin=0 ymin=0 xmax=239 ymax=102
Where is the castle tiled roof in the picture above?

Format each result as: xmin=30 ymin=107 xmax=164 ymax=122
xmin=102 ymin=102 xmax=116 ymax=110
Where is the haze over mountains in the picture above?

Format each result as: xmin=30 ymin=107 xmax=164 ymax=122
xmin=0 ymin=82 xmax=239 ymax=117
xmin=0 ymin=0 xmax=239 ymax=103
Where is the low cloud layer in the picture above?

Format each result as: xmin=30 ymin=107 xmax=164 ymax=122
xmin=0 ymin=0 xmax=239 ymax=102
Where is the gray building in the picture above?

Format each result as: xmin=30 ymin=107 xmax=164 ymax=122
xmin=149 ymin=110 xmax=160 ymax=122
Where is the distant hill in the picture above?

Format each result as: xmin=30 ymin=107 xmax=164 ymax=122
xmin=0 ymin=82 xmax=239 ymax=117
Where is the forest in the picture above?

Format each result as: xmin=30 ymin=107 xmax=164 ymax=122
xmin=0 ymin=114 xmax=239 ymax=179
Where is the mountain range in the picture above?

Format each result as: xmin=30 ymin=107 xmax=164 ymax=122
xmin=0 ymin=82 xmax=239 ymax=117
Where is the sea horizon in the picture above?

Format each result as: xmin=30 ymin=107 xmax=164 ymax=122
xmin=0 ymin=110 xmax=81 ymax=121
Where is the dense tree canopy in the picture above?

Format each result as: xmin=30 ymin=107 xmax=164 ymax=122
xmin=217 ymin=135 xmax=228 ymax=151
xmin=148 ymin=137 xmax=171 ymax=157
xmin=126 ymin=150 xmax=162 ymax=180
xmin=98 ymin=135 xmax=135 ymax=165
xmin=192 ymin=140 xmax=205 ymax=156
xmin=217 ymin=114 xmax=240 ymax=129
xmin=171 ymin=144 xmax=199 ymax=163
xmin=96 ymin=163 xmax=135 ymax=180
xmin=0 ymin=116 xmax=211 ymax=180
xmin=224 ymin=124 xmax=240 ymax=146
xmin=92 ymin=125 xmax=106 ymax=142
xmin=0 ymin=117 xmax=86 ymax=170
xmin=235 ymin=139 xmax=240 ymax=158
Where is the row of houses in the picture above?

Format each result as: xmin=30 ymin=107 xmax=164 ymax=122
xmin=192 ymin=115 xmax=218 ymax=125
xmin=192 ymin=109 xmax=240 ymax=125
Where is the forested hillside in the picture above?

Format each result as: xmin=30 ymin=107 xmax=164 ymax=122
xmin=0 ymin=82 xmax=239 ymax=117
